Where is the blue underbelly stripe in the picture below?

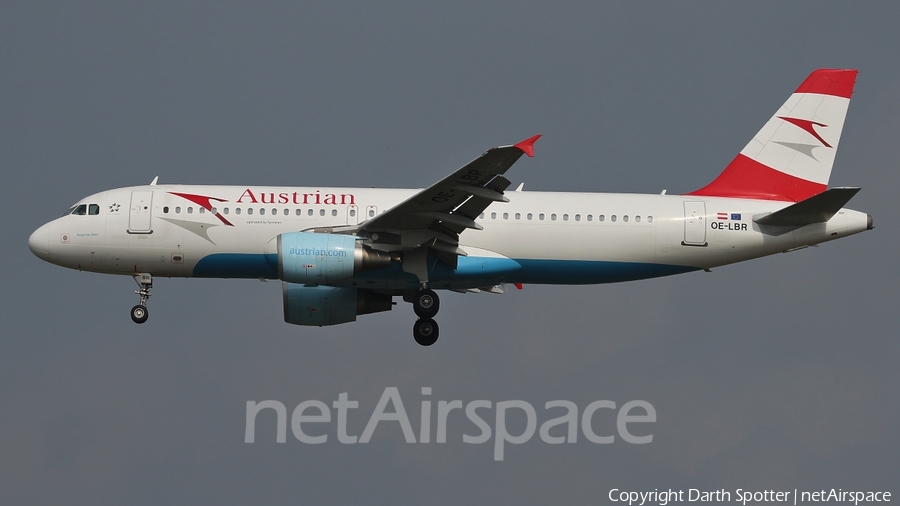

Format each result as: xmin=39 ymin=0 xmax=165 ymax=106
xmin=193 ymin=253 xmax=279 ymax=279
xmin=191 ymin=253 xmax=698 ymax=285
xmin=511 ymin=259 xmax=699 ymax=284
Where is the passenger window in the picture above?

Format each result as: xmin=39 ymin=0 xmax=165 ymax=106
xmin=611 ymin=215 xmax=617 ymax=222
xmin=211 ymin=207 xmax=217 ymax=214
xmin=648 ymin=216 xmax=654 ymax=223
xmin=260 ymin=208 xmax=266 ymax=215
xmin=368 ymin=209 xmax=375 ymax=217
xmin=562 ymin=214 xmax=569 ymax=221
xmin=273 ymin=208 xmax=278 ymax=216
xmin=539 ymin=213 xmax=545 ymax=220
xmin=175 ymin=206 xmax=181 ymax=214
xmin=587 ymin=214 xmax=593 ymax=221
xmin=527 ymin=213 xmax=533 ymax=220
xmin=491 ymin=212 xmax=497 ymax=219
xmin=479 ymin=213 xmax=485 ymax=219
xmin=187 ymin=207 xmax=193 ymax=214
xmin=247 ymin=208 xmax=254 ymax=215
xmin=283 ymin=209 xmax=288 ymax=216
xmin=308 ymin=209 xmax=314 ymax=216
xmin=623 ymin=215 xmax=629 ymax=222
xmin=575 ymin=214 xmax=581 ymax=221
xmin=551 ymin=214 xmax=557 ymax=221
xmin=350 ymin=209 xmax=356 ymax=217
xmin=503 ymin=213 xmax=509 ymax=220
xmin=599 ymin=215 xmax=605 ymax=222
xmin=332 ymin=209 xmax=338 ymax=216
xmin=199 ymin=207 xmax=206 ymax=214
xmin=635 ymin=215 xmax=641 ymax=223
xmin=223 ymin=208 xmax=229 ymax=215
xmin=235 ymin=208 xmax=241 ymax=215
xmin=319 ymin=209 xmax=325 ymax=216
xmin=296 ymin=209 xmax=302 ymax=216
xmin=163 ymin=206 xmax=169 ymax=214
xmin=515 ymin=213 xmax=521 ymax=220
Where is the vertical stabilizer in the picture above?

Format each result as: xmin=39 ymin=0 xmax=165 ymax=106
xmin=688 ymin=69 xmax=857 ymax=202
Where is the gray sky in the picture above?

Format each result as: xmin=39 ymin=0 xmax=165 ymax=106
xmin=2 ymin=2 xmax=897 ymax=504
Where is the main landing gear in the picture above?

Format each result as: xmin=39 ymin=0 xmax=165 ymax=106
xmin=409 ymin=288 xmax=440 ymax=346
xmin=131 ymin=273 xmax=152 ymax=324
xmin=413 ymin=318 xmax=439 ymax=346
xmin=412 ymin=289 xmax=440 ymax=318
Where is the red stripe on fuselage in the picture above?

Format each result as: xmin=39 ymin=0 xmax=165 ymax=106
xmin=214 ymin=213 xmax=234 ymax=227
xmin=686 ymin=154 xmax=826 ymax=202
xmin=169 ymin=192 xmax=234 ymax=226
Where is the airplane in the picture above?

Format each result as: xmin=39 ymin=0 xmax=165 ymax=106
xmin=28 ymin=69 xmax=872 ymax=346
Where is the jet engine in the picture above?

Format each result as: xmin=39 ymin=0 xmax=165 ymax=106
xmin=282 ymin=284 xmax=393 ymax=326
xmin=277 ymin=232 xmax=392 ymax=284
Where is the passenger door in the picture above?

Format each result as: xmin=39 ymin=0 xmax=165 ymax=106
xmin=128 ymin=190 xmax=153 ymax=234
xmin=682 ymin=201 xmax=707 ymax=246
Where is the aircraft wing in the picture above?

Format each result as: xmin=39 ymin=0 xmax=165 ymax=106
xmin=358 ymin=135 xmax=540 ymax=265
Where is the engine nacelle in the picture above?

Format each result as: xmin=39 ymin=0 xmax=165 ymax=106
xmin=277 ymin=232 xmax=392 ymax=284
xmin=282 ymin=284 xmax=393 ymax=326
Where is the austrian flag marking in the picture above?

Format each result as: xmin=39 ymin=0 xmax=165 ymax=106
xmin=711 ymin=212 xmax=748 ymax=231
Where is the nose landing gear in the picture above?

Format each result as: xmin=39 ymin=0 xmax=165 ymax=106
xmin=131 ymin=273 xmax=152 ymax=324
xmin=131 ymin=304 xmax=149 ymax=324
xmin=409 ymin=288 xmax=440 ymax=346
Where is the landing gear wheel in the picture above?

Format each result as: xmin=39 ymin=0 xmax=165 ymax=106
xmin=412 ymin=289 xmax=440 ymax=318
xmin=413 ymin=318 xmax=439 ymax=346
xmin=131 ymin=305 xmax=149 ymax=324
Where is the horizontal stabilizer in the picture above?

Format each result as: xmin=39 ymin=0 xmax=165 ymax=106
xmin=754 ymin=187 xmax=860 ymax=227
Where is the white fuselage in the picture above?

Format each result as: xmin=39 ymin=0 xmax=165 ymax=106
xmin=28 ymin=184 xmax=870 ymax=289
xmin=25 ymin=70 xmax=871 ymax=338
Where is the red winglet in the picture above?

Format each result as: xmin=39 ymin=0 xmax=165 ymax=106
xmin=513 ymin=134 xmax=542 ymax=157
xmin=514 ymin=283 xmax=523 ymax=290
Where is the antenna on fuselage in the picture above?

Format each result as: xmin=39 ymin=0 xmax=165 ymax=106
xmin=515 ymin=182 xmax=524 ymax=192
xmin=150 ymin=176 xmax=159 ymax=185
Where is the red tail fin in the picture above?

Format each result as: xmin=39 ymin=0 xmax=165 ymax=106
xmin=688 ymin=69 xmax=857 ymax=202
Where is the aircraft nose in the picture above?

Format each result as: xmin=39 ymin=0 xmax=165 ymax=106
xmin=28 ymin=224 xmax=50 ymax=259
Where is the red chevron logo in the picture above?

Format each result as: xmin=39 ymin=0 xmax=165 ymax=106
xmin=169 ymin=192 xmax=234 ymax=226
xmin=777 ymin=117 xmax=832 ymax=148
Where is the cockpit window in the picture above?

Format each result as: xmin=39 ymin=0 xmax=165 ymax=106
xmin=88 ymin=204 xmax=99 ymax=215
xmin=71 ymin=204 xmax=87 ymax=216
xmin=63 ymin=206 xmax=76 ymax=217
